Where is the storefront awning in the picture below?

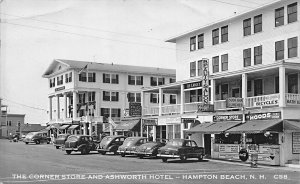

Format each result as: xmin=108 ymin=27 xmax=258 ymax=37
xmin=58 ymin=125 xmax=71 ymax=130
xmin=226 ymin=119 xmax=283 ymax=133
xmin=115 ymin=119 xmax=140 ymax=131
xmin=68 ymin=125 xmax=80 ymax=130
xmin=186 ymin=121 xmax=241 ymax=134
xmin=283 ymin=120 xmax=300 ymax=130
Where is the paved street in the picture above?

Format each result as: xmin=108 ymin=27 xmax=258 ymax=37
xmin=0 ymin=139 xmax=299 ymax=184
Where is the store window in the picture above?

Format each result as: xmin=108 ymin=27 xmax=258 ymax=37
xmin=243 ymin=48 xmax=251 ymax=67
xmin=190 ymin=36 xmax=196 ymax=51
xmin=215 ymin=134 xmax=241 ymax=144
xmin=275 ymin=7 xmax=284 ymax=27
xmin=221 ymin=54 xmax=228 ymax=71
xmin=254 ymin=79 xmax=263 ymax=96
xmin=288 ymin=37 xmax=298 ymax=58
xmin=288 ymin=3 xmax=297 ymax=24
xmin=198 ymin=34 xmax=204 ymax=49
xmin=246 ymin=133 xmax=279 ymax=145
xmin=212 ymin=56 xmax=219 ymax=73
xmin=254 ymin=14 xmax=262 ymax=33
xmin=190 ymin=61 xmax=196 ymax=77
xmin=288 ymin=74 xmax=298 ymax=93
xmin=254 ymin=45 xmax=262 ymax=65
xmin=167 ymin=125 xmax=173 ymax=140
xmin=212 ymin=28 xmax=219 ymax=45
xmin=243 ymin=18 xmax=251 ymax=36
xmin=174 ymin=125 xmax=181 ymax=139
xmin=197 ymin=89 xmax=203 ymax=102
xmin=221 ymin=25 xmax=228 ymax=43
xmin=275 ymin=40 xmax=284 ymax=60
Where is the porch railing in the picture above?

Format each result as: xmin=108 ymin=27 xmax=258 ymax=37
xmin=184 ymin=102 xmax=203 ymax=113
xmin=286 ymin=93 xmax=300 ymax=105
xmin=214 ymin=100 xmax=227 ymax=110
xmin=161 ymin=104 xmax=181 ymax=115
xmin=143 ymin=106 xmax=159 ymax=116
xmin=244 ymin=93 xmax=280 ymax=108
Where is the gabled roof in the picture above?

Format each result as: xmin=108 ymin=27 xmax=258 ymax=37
xmin=22 ymin=124 xmax=46 ymax=132
xmin=42 ymin=59 xmax=176 ymax=78
xmin=166 ymin=0 xmax=284 ymax=43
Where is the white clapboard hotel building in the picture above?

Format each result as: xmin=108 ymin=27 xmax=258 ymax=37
xmin=141 ymin=0 xmax=300 ymax=166
xmin=43 ymin=59 xmax=175 ymax=137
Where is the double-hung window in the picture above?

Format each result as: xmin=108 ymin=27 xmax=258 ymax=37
xmin=79 ymin=72 xmax=87 ymax=82
xmin=275 ymin=7 xmax=284 ymax=27
xmin=288 ymin=3 xmax=297 ymax=24
xmin=103 ymin=91 xmax=110 ymax=101
xmin=243 ymin=48 xmax=251 ymax=67
xmin=212 ymin=56 xmax=219 ymax=73
xmin=254 ymin=15 xmax=262 ymax=33
xmin=150 ymin=93 xmax=159 ymax=103
xmin=212 ymin=28 xmax=219 ymax=45
xmin=190 ymin=36 xmax=196 ymax=51
xmin=190 ymin=61 xmax=196 ymax=77
xmin=88 ymin=73 xmax=96 ymax=82
xmin=128 ymin=75 xmax=135 ymax=85
xmin=275 ymin=40 xmax=284 ymax=60
xmin=111 ymin=74 xmax=119 ymax=84
xmin=221 ymin=26 xmax=228 ymax=43
xmin=221 ymin=54 xmax=228 ymax=71
xmin=288 ymin=37 xmax=298 ymax=58
xmin=254 ymin=45 xmax=262 ymax=65
xmin=243 ymin=18 xmax=251 ymax=36
xmin=103 ymin=73 xmax=110 ymax=83
xmin=197 ymin=34 xmax=204 ymax=49
xmin=197 ymin=60 xmax=203 ymax=76
xmin=111 ymin=92 xmax=119 ymax=101
xmin=170 ymin=95 xmax=177 ymax=104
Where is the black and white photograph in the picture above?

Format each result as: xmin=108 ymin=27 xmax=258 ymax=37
xmin=0 ymin=0 xmax=300 ymax=183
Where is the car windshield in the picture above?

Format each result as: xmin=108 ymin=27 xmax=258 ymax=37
xmin=101 ymin=137 xmax=113 ymax=143
xmin=123 ymin=138 xmax=137 ymax=146
xmin=166 ymin=140 xmax=183 ymax=147
xmin=57 ymin=135 xmax=67 ymax=139
xmin=25 ymin=132 xmax=36 ymax=138
xmin=67 ymin=136 xmax=78 ymax=141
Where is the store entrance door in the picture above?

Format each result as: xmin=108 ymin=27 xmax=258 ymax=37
xmin=204 ymin=134 xmax=211 ymax=157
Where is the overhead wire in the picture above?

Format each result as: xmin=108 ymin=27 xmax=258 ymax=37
xmin=1 ymin=97 xmax=48 ymax=112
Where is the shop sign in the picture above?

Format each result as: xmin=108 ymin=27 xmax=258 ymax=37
xmin=143 ymin=119 xmax=157 ymax=126
xmin=253 ymin=96 xmax=279 ymax=107
xmin=197 ymin=104 xmax=214 ymax=112
xmin=184 ymin=81 xmax=202 ymax=90
xmin=286 ymin=99 xmax=300 ymax=105
xmin=55 ymin=86 xmax=65 ymax=92
xmin=123 ymin=109 xmax=130 ymax=118
xmin=129 ymin=102 xmax=142 ymax=117
xmin=213 ymin=114 xmax=243 ymax=122
xmin=292 ymin=132 xmax=300 ymax=154
xmin=202 ymin=59 xmax=209 ymax=105
xmin=245 ymin=112 xmax=281 ymax=121
xmin=226 ymin=98 xmax=243 ymax=108
xmin=219 ymin=144 xmax=239 ymax=153
xmin=181 ymin=118 xmax=195 ymax=123
xmin=159 ymin=117 xmax=181 ymax=125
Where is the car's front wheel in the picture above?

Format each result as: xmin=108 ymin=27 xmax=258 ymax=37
xmin=25 ymin=142 xmax=29 ymax=145
xmin=162 ymin=158 xmax=168 ymax=162
xmin=101 ymin=152 xmax=106 ymax=155
xmin=56 ymin=146 xmax=60 ymax=149
xmin=66 ymin=150 xmax=72 ymax=155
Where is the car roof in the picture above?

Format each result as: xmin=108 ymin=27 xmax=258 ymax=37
xmin=126 ymin=137 xmax=147 ymax=140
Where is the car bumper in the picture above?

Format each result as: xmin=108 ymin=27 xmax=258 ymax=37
xmin=157 ymin=154 xmax=180 ymax=158
xmin=23 ymin=140 xmax=35 ymax=143
xmin=62 ymin=147 xmax=79 ymax=151
xmin=136 ymin=152 xmax=155 ymax=157
xmin=117 ymin=150 xmax=136 ymax=154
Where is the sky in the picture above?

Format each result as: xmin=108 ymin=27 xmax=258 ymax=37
xmin=0 ymin=0 xmax=274 ymax=125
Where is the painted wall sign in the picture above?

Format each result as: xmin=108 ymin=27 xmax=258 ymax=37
xmin=226 ymin=98 xmax=243 ymax=108
xmin=184 ymin=81 xmax=202 ymax=89
xmin=129 ymin=102 xmax=142 ymax=117
xmin=213 ymin=114 xmax=243 ymax=122
xmin=245 ymin=112 xmax=281 ymax=121
xmin=253 ymin=96 xmax=279 ymax=107
xmin=292 ymin=132 xmax=300 ymax=154
xmin=55 ymin=86 xmax=65 ymax=92
xmin=202 ymin=59 xmax=209 ymax=105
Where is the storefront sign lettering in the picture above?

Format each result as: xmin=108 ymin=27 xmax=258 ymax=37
xmin=286 ymin=99 xmax=300 ymax=105
xmin=202 ymin=59 xmax=209 ymax=105
xmin=197 ymin=104 xmax=214 ymax=112
xmin=159 ymin=117 xmax=181 ymax=125
xmin=213 ymin=114 xmax=243 ymax=122
xmin=184 ymin=81 xmax=202 ymax=89
xmin=245 ymin=112 xmax=281 ymax=121
xmin=219 ymin=144 xmax=240 ymax=153
xmin=226 ymin=98 xmax=243 ymax=108
xmin=254 ymin=100 xmax=279 ymax=107
xmin=143 ymin=119 xmax=158 ymax=126
xmin=55 ymin=86 xmax=65 ymax=92
xmin=292 ymin=132 xmax=300 ymax=154
xmin=129 ymin=102 xmax=142 ymax=117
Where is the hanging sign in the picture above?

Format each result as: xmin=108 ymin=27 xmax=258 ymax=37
xmin=226 ymin=98 xmax=243 ymax=108
xmin=202 ymin=59 xmax=209 ymax=105
xmin=184 ymin=81 xmax=202 ymax=89
xmin=213 ymin=114 xmax=243 ymax=122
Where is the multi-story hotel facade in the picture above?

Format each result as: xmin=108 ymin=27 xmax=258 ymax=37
xmin=42 ymin=59 xmax=175 ymax=138
xmin=142 ymin=0 xmax=300 ymax=166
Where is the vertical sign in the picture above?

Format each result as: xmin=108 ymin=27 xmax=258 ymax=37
xmin=202 ymin=59 xmax=209 ymax=105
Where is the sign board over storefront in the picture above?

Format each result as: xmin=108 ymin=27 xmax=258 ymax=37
xmin=159 ymin=117 xmax=181 ymax=125
xmin=55 ymin=86 xmax=65 ymax=92
xmin=184 ymin=81 xmax=202 ymax=90
xmin=129 ymin=102 xmax=142 ymax=117
xmin=202 ymin=59 xmax=209 ymax=105
xmin=245 ymin=112 xmax=281 ymax=121
xmin=213 ymin=114 xmax=243 ymax=122
xmin=253 ymin=95 xmax=279 ymax=107
xmin=143 ymin=119 xmax=158 ymax=126
xmin=226 ymin=98 xmax=243 ymax=108
xmin=197 ymin=104 xmax=214 ymax=112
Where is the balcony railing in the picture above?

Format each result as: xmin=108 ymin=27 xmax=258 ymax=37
xmin=161 ymin=104 xmax=181 ymax=115
xmin=184 ymin=102 xmax=203 ymax=113
xmin=143 ymin=106 xmax=159 ymax=116
xmin=286 ymin=93 xmax=300 ymax=105
xmin=244 ymin=93 xmax=280 ymax=108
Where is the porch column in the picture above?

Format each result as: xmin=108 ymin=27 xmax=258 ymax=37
xmin=89 ymin=122 xmax=92 ymax=136
xmin=180 ymin=123 xmax=184 ymax=139
xmin=279 ymin=66 xmax=286 ymax=107
xmin=49 ymin=97 xmax=53 ymax=121
xmin=153 ymin=126 xmax=156 ymax=141
xmin=242 ymin=73 xmax=248 ymax=100
xmin=64 ymin=93 xmax=67 ymax=120
xmin=73 ymin=91 xmax=77 ymax=119
xmin=95 ymin=91 xmax=101 ymax=117
xmin=146 ymin=126 xmax=149 ymax=139
xmin=180 ymin=84 xmax=184 ymax=114
xmin=56 ymin=95 xmax=60 ymax=120
xmin=141 ymin=91 xmax=144 ymax=116
xmin=210 ymin=79 xmax=215 ymax=104
xmin=83 ymin=122 xmax=87 ymax=135
xmin=172 ymin=125 xmax=175 ymax=139
xmin=159 ymin=88 xmax=163 ymax=116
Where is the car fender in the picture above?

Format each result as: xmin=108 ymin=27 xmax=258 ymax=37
xmin=108 ymin=145 xmax=118 ymax=152
xmin=78 ymin=144 xmax=87 ymax=151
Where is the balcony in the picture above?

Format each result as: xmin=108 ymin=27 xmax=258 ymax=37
xmin=184 ymin=102 xmax=203 ymax=113
xmin=162 ymin=104 xmax=181 ymax=115
xmin=143 ymin=106 xmax=159 ymax=116
xmin=244 ymin=94 xmax=280 ymax=108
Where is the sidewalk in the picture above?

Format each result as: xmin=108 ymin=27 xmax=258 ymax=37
xmin=207 ymin=158 xmax=300 ymax=172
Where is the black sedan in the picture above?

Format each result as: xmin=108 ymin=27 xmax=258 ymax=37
xmin=117 ymin=137 xmax=148 ymax=157
xmin=135 ymin=141 xmax=165 ymax=159
xmin=97 ymin=136 xmax=126 ymax=155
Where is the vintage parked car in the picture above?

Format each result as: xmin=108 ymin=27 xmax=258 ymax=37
xmin=23 ymin=132 xmax=51 ymax=145
xmin=117 ymin=137 xmax=148 ymax=157
xmin=97 ymin=135 xmax=126 ymax=155
xmin=135 ymin=141 xmax=165 ymax=158
xmin=53 ymin=134 xmax=70 ymax=149
xmin=157 ymin=139 xmax=205 ymax=162
xmin=62 ymin=135 xmax=98 ymax=155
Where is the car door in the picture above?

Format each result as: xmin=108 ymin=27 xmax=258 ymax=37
xmin=184 ymin=140 xmax=193 ymax=157
xmin=191 ymin=141 xmax=198 ymax=157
